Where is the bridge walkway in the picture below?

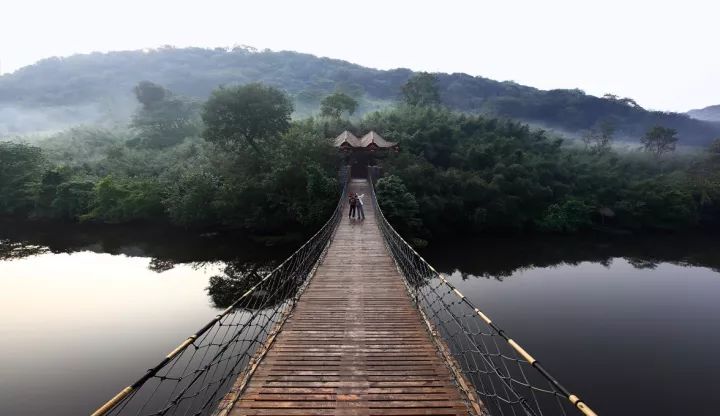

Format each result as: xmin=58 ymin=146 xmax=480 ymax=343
xmin=228 ymin=179 xmax=470 ymax=415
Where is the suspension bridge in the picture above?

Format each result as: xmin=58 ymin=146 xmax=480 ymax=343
xmin=92 ymin=173 xmax=597 ymax=416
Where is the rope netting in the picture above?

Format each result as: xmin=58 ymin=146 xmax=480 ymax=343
xmin=92 ymin=172 xmax=348 ymax=416
xmin=369 ymin=172 xmax=597 ymax=416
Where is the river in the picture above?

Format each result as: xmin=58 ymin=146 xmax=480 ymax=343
xmin=0 ymin=221 xmax=289 ymax=416
xmin=1 ymin=224 xmax=719 ymax=415
xmin=421 ymin=233 xmax=720 ymax=416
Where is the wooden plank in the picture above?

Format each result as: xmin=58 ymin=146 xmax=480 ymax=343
xmin=228 ymin=179 xmax=476 ymax=416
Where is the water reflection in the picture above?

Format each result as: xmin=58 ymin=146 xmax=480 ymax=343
xmin=207 ymin=261 xmax=277 ymax=308
xmin=0 ymin=239 xmax=49 ymax=260
xmin=0 ymin=221 xmax=291 ymax=311
xmin=0 ymin=218 xmax=293 ymax=268
xmin=420 ymin=233 xmax=720 ymax=416
xmin=421 ymin=233 xmax=720 ymax=280
xmin=148 ymin=257 xmax=177 ymax=273
xmin=0 ymin=222 xmax=293 ymax=416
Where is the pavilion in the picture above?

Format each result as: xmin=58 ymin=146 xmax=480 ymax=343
xmin=333 ymin=130 xmax=398 ymax=178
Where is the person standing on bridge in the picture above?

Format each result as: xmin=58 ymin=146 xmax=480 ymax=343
xmin=348 ymin=192 xmax=358 ymax=219
xmin=356 ymin=193 xmax=365 ymax=220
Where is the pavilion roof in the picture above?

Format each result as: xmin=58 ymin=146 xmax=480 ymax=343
xmin=333 ymin=130 xmax=397 ymax=149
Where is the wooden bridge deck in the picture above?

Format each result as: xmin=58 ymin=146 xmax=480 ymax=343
xmin=229 ymin=179 xmax=470 ymax=415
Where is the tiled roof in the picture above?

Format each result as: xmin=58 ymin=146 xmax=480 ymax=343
xmin=334 ymin=130 xmax=397 ymax=148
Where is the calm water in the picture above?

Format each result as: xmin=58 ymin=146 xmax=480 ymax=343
xmin=0 ymin=221 xmax=289 ymax=416
xmin=421 ymin=234 xmax=720 ymax=416
xmin=2 ymin=224 xmax=719 ymax=416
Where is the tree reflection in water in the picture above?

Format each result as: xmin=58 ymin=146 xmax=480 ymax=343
xmin=1 ymin=222 xmax=297 ymax=313
xmin=421 ymin=233 xmax=720 ymax=281
xmin=206 ymin=260 xmax=279 ymax=308
xmin=626 ymin=257 xmax=659 ymax=270
xmin=148 ymin=257 xmax=177 ymax=273
xmin=0 ymin=239 xmax=49 ymax=260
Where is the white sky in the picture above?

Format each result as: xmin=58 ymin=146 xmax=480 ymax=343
xmin=0 ymin=0 xmax=717 ymax=112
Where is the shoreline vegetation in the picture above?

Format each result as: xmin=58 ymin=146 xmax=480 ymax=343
xmin=2 ymin=75 xmax=720 ymax=246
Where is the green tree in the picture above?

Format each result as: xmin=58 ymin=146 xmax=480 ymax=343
xmin=320 ymin=92 xmax=358 ymax=118
xmin=0 ymin=143 xmax=44 ymax=215
xmin=51 ymin=181 xmax=95 ymax=220
xmin=708 ymin=138 xmax=720 ymax=162
xmin=582 ymin=120 xmax=615 ymax=153
xmin=133 ymin=81 xmax=167 ymax=106
xmin=401 ymin=72 xmax=441 ymax=107
xmin=83 ymin=176 xmax=164 ymax=223
xmin=537 ymin=198 xmax=594 ymax=232
xmin=131 ymin=81 xmax=199 ymax=148
xmin=35 ymin=169 xmax=66 ymax=216
xmin=641 ymin=126 xmax=678 ymax=157
xmin=375 ymin=175 xmax=423 ymax=240
xmin=201 ymin=83 xmax=293 ymax=153
xmin=164 ymin=170 xmax=220 ymax=227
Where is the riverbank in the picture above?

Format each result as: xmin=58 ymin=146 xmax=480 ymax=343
xmin=0 ymin=217 xmax=296 ymax=263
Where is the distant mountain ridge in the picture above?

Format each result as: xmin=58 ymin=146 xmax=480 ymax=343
xmin=1 ymin=46 xmax=719 ymax=145
xmin=687 ymin=104 xmax=720 ymax=123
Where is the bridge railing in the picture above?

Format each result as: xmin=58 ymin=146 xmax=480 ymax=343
xmin=91 ymin=169 xmax=349 ymax=416
xmin=369 ymin=172 xmax=597 ymax=416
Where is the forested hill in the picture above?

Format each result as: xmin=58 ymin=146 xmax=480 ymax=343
xmin=687 ymin=104 xmax=720 ymax=123
xmin=1 ymin=46 xmax=719 ymax=145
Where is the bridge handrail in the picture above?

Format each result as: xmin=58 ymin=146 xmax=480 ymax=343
xmin=368 ymin=171 xmax=597 ymax=416
xmin=91 ymin=168 xmax=349 ymax=416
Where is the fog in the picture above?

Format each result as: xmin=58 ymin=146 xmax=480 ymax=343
xmin=0 ymin=101 xmax=136 ymax=137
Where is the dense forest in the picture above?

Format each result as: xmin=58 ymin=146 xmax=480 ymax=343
xmin=1 ymin=74 xmax=719 ymax=245
xmin=1 ymin=46 xmax=719 ymax=146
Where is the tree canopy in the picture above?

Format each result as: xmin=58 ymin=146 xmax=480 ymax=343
xmin=320 ymin=92 xmax=358 ymax=118
xmin=201 ymin=83 xmax=293 ymax=153
xmin=1 ymin=82 xmax=719 ymax=242
xmin=641 ymin=126 xmax=678 ymax=157
xmin=3 ymin=47 xmax=717 ymax=145
xmin=401 ymin=72 xmax=441 ymax=107
xmin=130 ymin=81 xmax=200 ymax=148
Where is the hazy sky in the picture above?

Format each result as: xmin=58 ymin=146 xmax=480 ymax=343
xmin=0 ymin=0 xmax=717 ymax=111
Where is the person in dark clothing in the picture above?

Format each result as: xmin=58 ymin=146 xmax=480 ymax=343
xmin=348 ymin=192 xmax=357 ymax=219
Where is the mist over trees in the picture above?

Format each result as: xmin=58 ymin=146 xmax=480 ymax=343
xmin=1 ymin=46 xmax=719 ymax=145
xmin=641 ymin=126 xmax=679 ymax=157
xmin=1 ymin=75 xmax=719 ymax=243
xmin=320 ymin=92 xmax=358 ymax=119
xmin=401 ymin=73 xmax=441 ymax=107
xmin=130 ymin=81 xmax=200 ymax=148
xmin=202 ymin=83 xmax=294 ymax=153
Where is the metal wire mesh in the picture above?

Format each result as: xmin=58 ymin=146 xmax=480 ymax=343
xmin=369 ymin=171 xmax=596 ymax=416
xmin=93 ymin=171 xmax=348 ymax=416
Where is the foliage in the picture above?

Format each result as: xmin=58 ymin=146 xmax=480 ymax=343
xmin=362 ymin=106 xmax=719 ymax=236
xmin=375 ymin=175 xmax=423 ymax=237
xmin=163 ymin=169 xmax=220 ymax=228
xmin=706 ymin=138 xmax=720 ymax=160
xmin=538 ymin=199 xmax=594 ymax=232
xmin=201 ymin=83 xmax=293 ymax=153
xmin=3 ymin=47 xmax=719 ymax=145
xmin=401 ymin=72 xmax=441 ymax=107
xmin=582 ymin=120 xmax=615 ymax=154
xmin=210 ymin=120 xmax=338 ymax=233
xmin=0 ymin=142 xmax=44 ymax=215
xmin=82 ymin=176 xmax=165 ymax=223
xmin=641 ymin=126 xmax=678 ymax=157
xmin=320 ymin=92 xmax=358 ymax=118
xmin=130 ymin=81 xmax=200 ymax=148
xmin=1 ymin=81 xmax=718 ymax=241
